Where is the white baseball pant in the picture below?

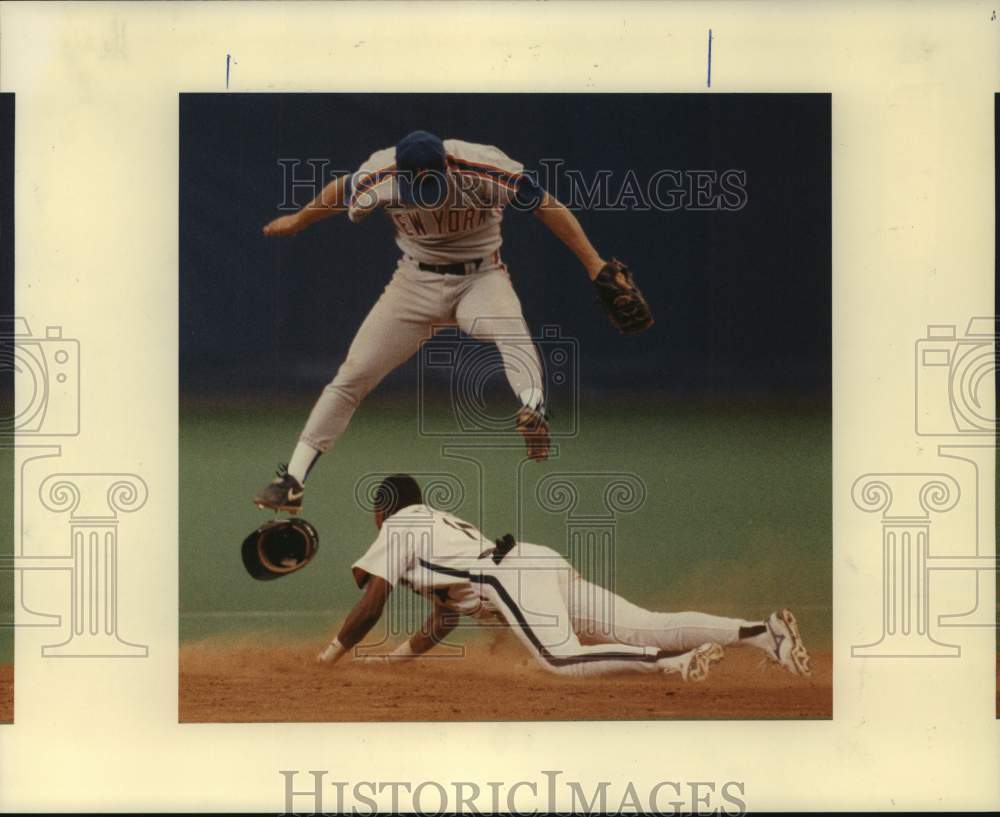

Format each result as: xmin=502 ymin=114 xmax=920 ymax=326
xmin=426 ymin=544 xmax=753 ymax=678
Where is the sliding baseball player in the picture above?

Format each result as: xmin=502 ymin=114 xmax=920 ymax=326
xmin=314 ymin=474 xmax=812 ymax=681
xmin=253 ymin=130 xmax=652 ymax=514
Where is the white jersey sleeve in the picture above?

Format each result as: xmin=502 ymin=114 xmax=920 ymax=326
xmin=347 ymin=146 xmax=396 ymax=224
xmin=351 ymin=522 xmax=413 ymax=588
xmin=350 ymin=505 xmax=490 ymax=594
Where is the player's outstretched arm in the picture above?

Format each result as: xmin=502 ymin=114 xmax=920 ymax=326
xmin=315 ymin=574 xmax=392 ymax=666
xmin=352 ymin=603 xmax=458 ymax=665
xmin=533 ymin=192 xmax=607 ymax=281
xmin=262 ymin=173 xmax=351 ymax=237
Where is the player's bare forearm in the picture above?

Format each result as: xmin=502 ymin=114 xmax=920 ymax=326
xmin=336 ymin=576 xmax=391 ymax=649
xmin=318 ymin=575 xmax=392 ymax=665
xmin=262 ymin=173 xmax=350 ymax=237
xmin=406 ymin=604 xmax=459 ymax=656
xmin=534 ymin=192 xmax=606 ymax=280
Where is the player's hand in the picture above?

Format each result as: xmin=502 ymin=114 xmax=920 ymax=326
xmin=585 ymin=257 xmax=607 ymax=281
xmin=262 ymin=213 xmax=305 ymax=237
xmin=315 ymin=638 xmax=346 ymax=666
xmin=315 ymin=647 xmax=338 ymax=666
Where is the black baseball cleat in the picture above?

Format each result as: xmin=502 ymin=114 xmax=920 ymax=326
xmin=515 ymin=405 xmax=550 ymax=462
xmin=252 ymin=464 xmax=304 ymax=514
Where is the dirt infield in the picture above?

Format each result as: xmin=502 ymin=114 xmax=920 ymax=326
xmin=179 ymin=636 xmax=832 ymax=722
xmin=0 ymin=664 xmax=11 ymax=724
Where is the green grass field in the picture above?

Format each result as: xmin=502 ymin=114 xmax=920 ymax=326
xmin=180 ymin=393 xmax=832 ymax=652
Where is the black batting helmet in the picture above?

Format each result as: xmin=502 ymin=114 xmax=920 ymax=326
xmin=240 ymin=517 xmax=319 ymax=581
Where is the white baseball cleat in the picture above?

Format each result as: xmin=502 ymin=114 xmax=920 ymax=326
xmin=682 ymin=642 xmax=725 ymax=682
xmin=658 ymin=642 xmax=725 ymax=682
xmin=765 ymin=608 xmax=812 ymax=676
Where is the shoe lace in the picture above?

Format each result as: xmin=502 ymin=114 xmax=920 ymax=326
xmin=273 ymin=463 xmax=290 ymax=482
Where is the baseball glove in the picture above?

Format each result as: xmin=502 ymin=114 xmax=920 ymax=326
xmin=241 ymin=517 xmax=319 ymax=581
xmin=593 ymin=257 xmax=654 ymax=335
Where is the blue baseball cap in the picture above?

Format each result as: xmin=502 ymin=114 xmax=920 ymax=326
xmin=395 ymin=130 xmax=447 ymax=206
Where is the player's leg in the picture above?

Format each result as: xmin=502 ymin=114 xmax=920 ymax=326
xmin=453 ymin=266 xmax=550 ymax=460
xmin=568 ymin=574 xmax=757 ymax=650
xmin=565 ymin=575 xmax=811 ymax=675
xmin=475 ymin=553 xmax=723 ymax=680
xmin=252 ymin=270 xmax=439 ymax=511
xmin=299 ymin=305 xmax=429 ymax=453
xmin=454 ymin=267 xmax=545 ymax=409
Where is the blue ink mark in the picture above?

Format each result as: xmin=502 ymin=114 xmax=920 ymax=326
xmin=226 ymin=54 xmax=231 ymax=89
xmin=707 ymin=29 xmax=713 ymax=88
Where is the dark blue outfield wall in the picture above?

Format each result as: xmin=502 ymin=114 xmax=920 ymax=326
xmin=180 ymin=93 xmax=830 ymax=400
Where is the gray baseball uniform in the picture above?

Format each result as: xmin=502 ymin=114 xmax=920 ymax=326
xmin=298 ymin=139 xmax=546 ymax=456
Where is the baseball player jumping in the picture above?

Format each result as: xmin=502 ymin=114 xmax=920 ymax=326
xmin=253 ymin=131 xmax=652 ymax=514
xmin=314 ymin=475 xmax=812 ymax=681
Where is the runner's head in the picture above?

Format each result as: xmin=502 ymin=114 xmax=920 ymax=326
xmin=373 ymin=473 xmax=423 ymax=529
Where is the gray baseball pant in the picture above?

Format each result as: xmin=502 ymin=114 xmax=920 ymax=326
xmin=299 ymin=255 xmax=544 ymax=453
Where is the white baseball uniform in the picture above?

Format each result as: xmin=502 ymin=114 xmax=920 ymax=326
xmin=297 ymin=140 xmax=546 ymax=462
xmin=351 ymin=505 xmax=757 ymax=677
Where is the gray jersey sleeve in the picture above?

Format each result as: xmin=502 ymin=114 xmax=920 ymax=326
xmin=347 ymin=146 xmax=396 ymax=224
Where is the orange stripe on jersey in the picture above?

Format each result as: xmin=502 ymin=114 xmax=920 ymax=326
xmin=454 ymin=169 xmax=520 ymax=192
xmin=447 ymin=156 xmax=522 ymax=191
xmin=447 ymin=155 xmax=521 ymax=180
xmin=352 ymin=163 xmax=397 ymax=197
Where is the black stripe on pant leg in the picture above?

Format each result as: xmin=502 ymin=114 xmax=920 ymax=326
xmin=418 ymin=559 xmax=661 ymax=667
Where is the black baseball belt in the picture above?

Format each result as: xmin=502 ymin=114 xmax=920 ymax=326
xmin=418 ymin=258 xmax=484 ymax=276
